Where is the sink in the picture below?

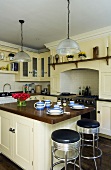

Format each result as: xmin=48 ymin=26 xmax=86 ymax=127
xmin=0 ymin=93 xmax=17 ymax=104
xmin=0 ymin=92 xmax=12 ymax=97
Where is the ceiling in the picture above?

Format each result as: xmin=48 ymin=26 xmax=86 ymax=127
xmin=0 ymin=0 xmax=111 ymax=50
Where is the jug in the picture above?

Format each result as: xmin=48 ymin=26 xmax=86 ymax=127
xmin=34 ymin=101 xmax=45 ymax=110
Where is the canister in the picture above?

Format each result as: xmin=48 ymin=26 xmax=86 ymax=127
xmin=35 ymin=85 xmax=42 ymax=94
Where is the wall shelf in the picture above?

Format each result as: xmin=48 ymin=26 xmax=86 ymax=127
xmin=0 ymin=70 xmax=18 ymax=74
xmin=50 ymin=56 xmax=111 ymax=70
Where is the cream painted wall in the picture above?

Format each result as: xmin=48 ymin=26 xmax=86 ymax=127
xmin=60 ymin=69 xmax=99 ymax=95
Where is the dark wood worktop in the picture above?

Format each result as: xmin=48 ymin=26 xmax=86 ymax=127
xmin=0 ymin=100 xmax=94 ymax=124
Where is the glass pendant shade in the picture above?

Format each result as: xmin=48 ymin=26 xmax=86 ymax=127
xmin=13 ymin=20 xmax=31 ymax=62
xmin=14 ymin=51 xmax=31 ymax=62
xmin=57 ymin=38 xmax=80 ymax=55
xmin=56 ymin=0 xmax=80 ymax=55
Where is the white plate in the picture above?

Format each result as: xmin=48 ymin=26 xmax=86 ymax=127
xmin=71 ymin=105 xmax=85 ymax=110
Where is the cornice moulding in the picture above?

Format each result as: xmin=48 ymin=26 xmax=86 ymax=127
xmin=0 ymin=40 xmax=39 ymax=53
xmin=45 ymin=25 xmax=111 ymax=49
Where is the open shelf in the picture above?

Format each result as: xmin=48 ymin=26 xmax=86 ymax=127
xmin=50 ymin=56 xmax=111 ymax=70
xmin=0 ymin=70 xmax=18 ymax=74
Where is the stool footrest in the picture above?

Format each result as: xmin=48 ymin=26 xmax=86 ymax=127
xmin=81 ymin=145 xmax=102 ymax=159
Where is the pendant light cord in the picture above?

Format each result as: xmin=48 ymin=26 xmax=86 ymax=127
xmin=21 ymin=22 xmax=23 ymax=51
xmin=67 ymin=0 xmax=70 ymax=39
xmin=19 ymin=20 xmax=24 ymax=52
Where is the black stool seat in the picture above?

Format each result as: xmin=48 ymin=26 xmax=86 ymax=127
xmin=51 ymin=129 xmax=80 ymax=144
xmin=77 ymin=119 xmax=100 ymax=128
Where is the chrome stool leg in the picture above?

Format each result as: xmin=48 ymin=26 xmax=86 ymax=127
xmin=51 ymin=146 xmax=54 ymax=170
xmin=76 ymin=119 xmax=102 ymax=170
xmin=93 ymin=134 xmax=97 ymax=170
xmin=65 ymin=151 xmax=67 ymax=170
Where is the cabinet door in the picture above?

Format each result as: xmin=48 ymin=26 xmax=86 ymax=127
xmin=0 ymin=110 xmax=13 ymax=159
xmin=30 ymin=56 xmax=41 ymax=81
xmin=97 ymin=101 xmax=111 ymax=136
xmin=15 ymin=61 xmax=31 ymax=81
xmin=50 ymin=74 xmax=60 ymax=94
xmin=13 ymin=115 xmax=33 ymax=170
xmin=15 ymin=53 xmax=41 ymax=81
xmin=99 ymin=71 xmax=111 ymax=99
xmin=40 ymin=52 xmax=50 ymax=81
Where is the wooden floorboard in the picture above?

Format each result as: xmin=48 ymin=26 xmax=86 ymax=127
xmin=0 ymin=137 xmax=110 ymax=170
xmin=61 ymin=137 xmax=111 ymax=170
xmin=0 ymin=154 xmax=23 ymax=170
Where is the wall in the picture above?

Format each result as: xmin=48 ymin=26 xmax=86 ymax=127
xmin=60 ymin=69 xmax=99 ymax=95
xmin=0 ymin=74 xmax=49 ymax=93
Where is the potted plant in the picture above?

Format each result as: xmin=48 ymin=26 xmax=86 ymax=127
xmin=78 ymin=51 xmax=87 ymax=59
xmin=66 ymin=55 xmax=74 ymax=61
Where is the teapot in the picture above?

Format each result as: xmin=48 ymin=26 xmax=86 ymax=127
xmin=34 ymin=101 xmax=45 ymax=110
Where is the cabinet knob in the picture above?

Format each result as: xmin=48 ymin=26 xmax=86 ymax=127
xmin=97 ymin=111 xmax=100 ymax=114
xmin=9 ymin=128 xmax=13 ymax=132
xmin=12 ymin=129 xmax=15 ymax=133
xmin=9 ymin=128 xmax=15 ymax=133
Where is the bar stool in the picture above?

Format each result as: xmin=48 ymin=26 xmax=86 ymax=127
xmin=76 ymin=119 xmax=102 ymax=170
xmin=50 ymin=129 xmax=81 ymax=170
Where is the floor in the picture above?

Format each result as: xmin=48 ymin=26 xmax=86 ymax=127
xmin=0 ymin=155 xmax=22 ymax=170
xmin=0 ymin=137 xmax=111 ymax=170
xmin=62 ymin=136 xmax=111 ymax=170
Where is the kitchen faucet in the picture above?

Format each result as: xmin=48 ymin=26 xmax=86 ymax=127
xmin=3 ymin=83 xmax=11 ymax=93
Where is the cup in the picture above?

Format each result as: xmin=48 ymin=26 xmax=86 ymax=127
xmin=57 ymin=101 xmax=61 ymax=106
xmin=69 ymin=100 xmax=75 ymax=106
xmin=44 ymin=100 xmax=52 ymax=108
xmin=34 ymin=101 xmax=45 ymax=110
xmin=54 ymin=104 xmax=60 ymax=108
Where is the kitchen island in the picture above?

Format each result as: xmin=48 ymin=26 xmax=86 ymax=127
xmin=0 ymin=100 xmax=94 ymax=170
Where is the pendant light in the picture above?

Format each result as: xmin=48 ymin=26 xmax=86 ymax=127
xmin=56 ymin=0 xmax=80 ymax=55
xmin=13 ymin=20 xmax=31 ymax=62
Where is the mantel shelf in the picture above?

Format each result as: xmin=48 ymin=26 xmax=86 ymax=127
xmin=49 ymin=56 xmax=111 ymax=70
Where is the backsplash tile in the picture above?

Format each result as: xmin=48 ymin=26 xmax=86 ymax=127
xmin=60 ymin=69 xmax=99 ymax=95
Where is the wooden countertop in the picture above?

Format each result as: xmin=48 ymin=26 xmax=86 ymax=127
xmin=0 ymin=100 xmax=94 ymax=124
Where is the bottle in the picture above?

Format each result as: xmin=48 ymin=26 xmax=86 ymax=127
xmin=57 ymin=98 xmax=61 ymax=106
xmin=85 ymin=86 xmax=89 ymax=96
xmin=82 ymin=86 xmax=85 ymax=96
xmin=63 ymin=99 xmax=67 ymax=107
xmin=22 ymin=85 xmax=25 ymax=93
xmin=88 ymin=86 xmax=91 ymax=96
xmin=79 ymin=87 xmax=81 ymax=95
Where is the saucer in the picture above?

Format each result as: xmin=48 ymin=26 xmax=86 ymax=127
xmin=47 ymin=108 xmax=63 ymax=115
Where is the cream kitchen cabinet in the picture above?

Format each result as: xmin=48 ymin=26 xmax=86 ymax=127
xmin=29 ymin=95 xmax=57 ymax=102
xmin=0 ymin=110 xmax=33 ymax=170
xmin=39 ymin=95 xmax=57 ymax=102
xmin=99 ymin=70 xmax=111 ymax=100
xmin=29 ymin=95 xmax=41 ymax=101
xmin=39 ymin=52 xmax=50 ymax=81
xmin=15 ymin=52 xmax=40 ymax=81
xmin=50 ymin=74 xmax=60 ymax=95
xmin=97 ymin=101 xmax=111 ymax=136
